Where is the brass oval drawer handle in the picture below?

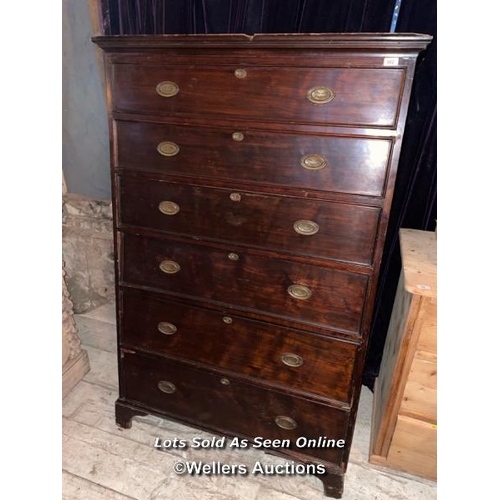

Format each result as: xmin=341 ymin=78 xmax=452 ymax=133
xmin=307 ymin=86 xmax=335 ymax=104
xmin=157 ymin=141 xmax=180 ymax=157
xmin=234 ymin=68 xmax=247 ymax=79
xmin=288 ymin=284 xmax=312 ymax=300
xmin=220 ymin=378 xmax=230 ymax=386
xmin=228 ymin=252 xmax=239 ymax=261
xmin=230 ymin=192 xmax=241 ymax=202
xmin=157 ymin=322 xmax=177 ymax=335
xmin=158 ymin=381 xmax=176 ymax=394
xmin=159 ymin=260 xmax=181 ymax=274
xmin=158 ymin=201 xmax=180 ymax=215
xmin=222 ymin=316 xmax=233 ymax=324
xmin=293 ymin=220 xmax=319 ymax=236
xmin=301 ymin=154 xmax=327 ymax=171
xmin=156 ymin=81 xmax=179 ymax=98
xmin=232 ymin=132 xmax=244 ymax=141
xmin=281 ymin=353 xmax=304 ymax=368
xmin=275 ymin=416 xmax=297 ymax=430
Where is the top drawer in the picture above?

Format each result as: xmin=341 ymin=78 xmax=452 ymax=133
xmin=111 ymin=63 xmax=405 ymax=128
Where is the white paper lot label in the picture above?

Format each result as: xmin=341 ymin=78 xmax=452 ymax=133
xmin=384 ymin=57 xmax=399 ymax=66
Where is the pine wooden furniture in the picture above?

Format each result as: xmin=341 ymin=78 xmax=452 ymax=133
xmin=369 ymin=228 xmax=437 ymax=480
xmin=93 ymin=33 xmax=431 ymax=497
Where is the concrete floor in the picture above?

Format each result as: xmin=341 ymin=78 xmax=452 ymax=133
xmin=62 ymin=301 xmax=437 ymax=500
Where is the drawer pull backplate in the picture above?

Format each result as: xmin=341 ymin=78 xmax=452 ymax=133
xmin=158 ymin=381 xmax=176 ymax=394
xmin=293 ymin=220 xmax=319 ymax=236
xmin=275 ymin=416 xmax=297 ymax=430
xmin=157 ymin=141 xmax=180 ymax=157
xmin=234 ymin=68 xmax=247 ymax=79
xmin=156 ymin=81 xmax=179 ymax=98
xmin=288 ymin=284 xmax=312 ymax=300
xmin=307 ymin=86 xmax=335 ymax=104
xmin=159 ymin=260 xmax=181 ymax=274
xmin=158 ymin=201 xmax=180 ymax=215
xmin=301 ymin=154 xmax=327 ymax=170
xmin=281 ymin=353 xmax=304 ymax=368
xmin=157 ymin=322 xmax=177 ymax=335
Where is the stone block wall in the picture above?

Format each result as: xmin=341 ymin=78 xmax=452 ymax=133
xmin=62 ymin=194 xmax=114 ymax=313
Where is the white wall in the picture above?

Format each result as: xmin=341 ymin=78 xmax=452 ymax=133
xmin=62 ymin=0 xmax=110 ymax=199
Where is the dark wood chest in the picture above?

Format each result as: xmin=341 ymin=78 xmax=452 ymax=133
xmin=93 ymin=33 xmax=431 ymax=498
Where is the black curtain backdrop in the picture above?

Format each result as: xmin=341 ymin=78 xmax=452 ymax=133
xmin=99 ymin=0 xmax=437 ymax=390
xmin=100 ymin=0 xmax=396 ymax=35
xmin=363 ymin=0 xmax=437 ymax=388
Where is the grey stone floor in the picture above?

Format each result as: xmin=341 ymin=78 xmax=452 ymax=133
xmin=62 ymin=301 xmax=437 ymax=500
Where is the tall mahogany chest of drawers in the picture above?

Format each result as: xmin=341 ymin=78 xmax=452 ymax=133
xmin=93 ymin=33 xmax=431 ymax=497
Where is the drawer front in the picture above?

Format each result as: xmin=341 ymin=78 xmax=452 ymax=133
xmin=118 ymin=176 xmax=380 ymax=265
xmin=121 ymin=350 xmax=349 ymax=464
xmin=121 ymin=290 xmax=358 ymax=403
xmin=121 ymin=233 xmax=368 ymax=335
xmin=112 ymin=63 xmax=404 ymax=127
xmin=115 ymin=120 xmax=393 ymax=197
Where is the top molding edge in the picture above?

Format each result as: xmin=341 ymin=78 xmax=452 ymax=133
xmin=92 ymin=33 xmax=433 ymax=51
